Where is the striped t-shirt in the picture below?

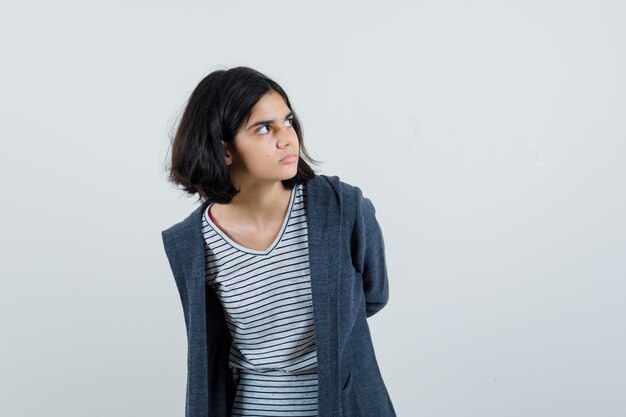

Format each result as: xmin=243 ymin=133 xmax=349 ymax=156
xmin=201 ymin=182 xmax=319 ymax=417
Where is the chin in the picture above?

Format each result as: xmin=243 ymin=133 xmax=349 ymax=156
xmin=279 ymin=168 xmax=298 ymax=180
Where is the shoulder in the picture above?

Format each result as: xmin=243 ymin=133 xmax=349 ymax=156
xmin=161 ymin=200 xmax=208 ymax=241
xmin=306 ymin=173 xmax=361 ymax=202
xmin=162 ymin=174 xmax=364 ymax=236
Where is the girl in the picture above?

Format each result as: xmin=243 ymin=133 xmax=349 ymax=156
xmin=161 ymin=66 xmax=396 ymax=417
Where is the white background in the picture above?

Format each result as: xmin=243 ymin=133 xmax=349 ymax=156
xmin=1 ymin=1 xmax=625 ymax=416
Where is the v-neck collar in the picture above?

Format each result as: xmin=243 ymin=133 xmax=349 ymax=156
xmin=203 ymin=183 xmax=298 ymax=256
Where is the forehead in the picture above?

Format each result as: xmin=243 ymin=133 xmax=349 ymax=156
xmin=249 ymin=90 xmax=289 ymax=116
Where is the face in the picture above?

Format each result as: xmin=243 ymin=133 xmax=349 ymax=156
xmin=222 ymin=90 xmax=300 ymax=184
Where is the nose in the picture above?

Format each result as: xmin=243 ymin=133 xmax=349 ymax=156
xmin=277 ymin=126 xmax=296 ymax=148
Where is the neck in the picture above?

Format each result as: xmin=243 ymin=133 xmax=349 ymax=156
xmin=217 ymin=179 xmax=293 ymax=229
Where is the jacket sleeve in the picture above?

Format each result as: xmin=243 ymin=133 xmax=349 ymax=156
xmin=351 ymin=186 xmax=390 ymax=318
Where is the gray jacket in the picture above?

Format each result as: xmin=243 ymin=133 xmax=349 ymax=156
xmin=161 ymin=173 xmax=396 ymax=417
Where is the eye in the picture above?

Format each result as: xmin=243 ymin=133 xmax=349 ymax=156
xmin=256 ymin=117 xmax=294 ymax=135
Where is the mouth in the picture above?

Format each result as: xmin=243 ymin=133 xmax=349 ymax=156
xmin=279 ymin=153 xmax=298 ymax=163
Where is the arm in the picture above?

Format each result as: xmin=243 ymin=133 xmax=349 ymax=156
xmin=161 ymin=229 xmax=190 ymax=332
xmin=351 ymin=186 xmax=390 ymax=318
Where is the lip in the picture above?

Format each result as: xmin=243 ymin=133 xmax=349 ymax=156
xmin=279 ymin=153 xmax=298 ymax=163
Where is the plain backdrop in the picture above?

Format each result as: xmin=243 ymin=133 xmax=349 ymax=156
xmin=1 ymin=1 xmax=625 ymax=416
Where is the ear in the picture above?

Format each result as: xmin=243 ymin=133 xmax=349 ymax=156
xmin=221 ymin=140 xmax=233 ymax=166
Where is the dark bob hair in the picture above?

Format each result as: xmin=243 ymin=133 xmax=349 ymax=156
xmin=164 ymin=66 xmax=321 ymax=204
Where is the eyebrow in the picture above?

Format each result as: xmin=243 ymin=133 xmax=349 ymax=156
xmin=246 ymin=111 xmax=294 ymax=131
